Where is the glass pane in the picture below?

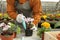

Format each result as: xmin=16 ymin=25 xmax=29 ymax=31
xmin=41 ymin=0 xmax=60 ymax=14
xmin=0 ymin=0 xmax=7 ymax=13
xmin=0 ymin=0 xmax=60 ymax=14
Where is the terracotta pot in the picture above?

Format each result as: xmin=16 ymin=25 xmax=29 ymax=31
xmin=13 ymin=32 xmax=17 ymax=38
xmin=0 ymin=33 xmax=14 ymax=40
xmin=57 ymin=33 xmax=60 ymax=40
xmin=42 ymin=32 xmax=44 ymax=40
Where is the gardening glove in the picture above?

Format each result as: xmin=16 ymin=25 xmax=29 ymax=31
xmin=16 ymin=14 xmax=27 ymax=30
xmin=16 ymin=14 xmax=26 ymax=23
xmin=31 ymin=23 xmax=37 ymax=31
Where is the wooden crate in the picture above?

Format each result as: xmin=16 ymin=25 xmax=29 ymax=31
xmin=44 ymin=31 xmax=60 ymax=40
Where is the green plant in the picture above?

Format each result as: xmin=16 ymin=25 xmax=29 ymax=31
xmin=37 ymin=22 xmax=51 ymax=37
xmin=47 ymin=14 xmax=55 ymax=21
xmin=0 ymin=13 xmax=21 ymax=36
xmin=3 ymin=13 xmax=9 ymax=19
xmin=8 ymin=22 xmax=21 ymax=34
xmin=0 ymin=20 xmax=21 ymax=36
xmin=54 ymin=21 xmax=60 ymax=28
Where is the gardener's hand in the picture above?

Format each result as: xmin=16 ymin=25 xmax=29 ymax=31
xmin=31 ymin=23 xmax=37 ymax=31
xmin=16 ymin=14 xmax=26 ymax=23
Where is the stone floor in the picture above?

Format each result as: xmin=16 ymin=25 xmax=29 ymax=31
xmin=14 ymin=31 xmax=41 ymax=40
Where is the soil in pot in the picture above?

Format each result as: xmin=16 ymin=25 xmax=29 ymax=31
xmin=25 ymin=22 xmax=33 ymax=36
xmin=41 ymin=18 xmax=46 ymax=21
xmin=0 ymin=33 xmax=14 ymax=40
xmin=50 ymin=23 xmax=54 ymax=28
xmin=48 ymin=19 xmax=54 ymax=21
xmin=55 ymin=18 xmax=59 ymax=21
xmin=56 ymin=26 xmax=60 ymax=29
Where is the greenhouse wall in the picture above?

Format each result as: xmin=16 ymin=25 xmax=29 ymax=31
xmin=0 ymin=0 xmax=60 ymax=13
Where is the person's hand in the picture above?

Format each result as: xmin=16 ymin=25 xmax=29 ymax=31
xmin=16 ymin=14 xmax=26 ymax=23
xmin=31 ymin=23 xmax=37 ymax=31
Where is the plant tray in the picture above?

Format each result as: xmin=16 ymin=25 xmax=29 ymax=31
xmin=44 ymin=31 xmax=60 ymax=40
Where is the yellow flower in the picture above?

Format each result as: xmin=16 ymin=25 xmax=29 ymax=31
xmin=0 ymin=13 xmax=3 ymax=17
xmin=4 ymin=13 xmax=8 ymax=16
xmin=3 ymin=13 xmax=9 ymax=18
xmin=42 ymin=15 xmax=47 ymax=19
xmin=41 ymin=22 xmax=50 ymax=28
xmin=57 ymin=14 xmax=60 ymax=16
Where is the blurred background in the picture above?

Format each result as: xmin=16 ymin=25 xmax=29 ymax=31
xmin=0 ymin=0 xmax=60 ymax=14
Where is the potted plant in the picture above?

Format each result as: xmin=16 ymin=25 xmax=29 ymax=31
xmin=0 ymin=21 xmax=21 ymax=40
xmin=41 ymin=14 xmax=47 ymax=21
xmin=25 ymin=18 xmax=34 ymax=36
xmin=57 ymin=33 xmax=60 ymax=40
xmin=55 ymin=14 xmax=60 ymax=21
xmin=0 ymin=16 xmax=21 ymax=40
xmin=37 ymin=22 xmax=51 ymax=40
xmin=47 ymin=14 xmax=55 ymax=21
xmin=25 ymin=22 xmax=33 ymax=36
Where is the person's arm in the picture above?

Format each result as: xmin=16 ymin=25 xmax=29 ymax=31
xmin=7 ymin=0 xmax=18 ymax=20
xmin=30 ymin=0 xmax=42 ymax=25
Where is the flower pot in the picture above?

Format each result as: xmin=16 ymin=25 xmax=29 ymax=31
xmin=57 ymin=33 xmax=60 ymax=40
xmin=25 ymin=29 xmax=33 ymax=36
xmin=13 ymin=32 xmax=17 ymax=38
xmin=42 ymin=32 xmax=44 ymax=40
xmin=0 ymin=33 xmax=14 ymax=40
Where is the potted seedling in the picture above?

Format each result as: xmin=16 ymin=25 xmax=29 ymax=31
xmin=0 ymin=22 xmax=21 ymax=40
xmin=37 ymin=22 xmax=51 ymax=40
xmin=0 ymin=18 xmax=21 ymax=40
xmin=25 ymin=18 xmax=34 ymax=36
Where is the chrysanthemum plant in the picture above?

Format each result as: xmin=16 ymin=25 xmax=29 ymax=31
xmin=37 ymin=22 xmax=51 ymax=37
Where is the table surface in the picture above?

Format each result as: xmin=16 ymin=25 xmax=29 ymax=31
xmin=0 ymin=31 xmax=41 ymax=40
xmin=14 ymin=31 xmax=41 ymax=40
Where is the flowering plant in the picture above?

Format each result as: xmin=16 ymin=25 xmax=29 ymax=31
xmin=37 ymin=22 xmax=51 ymax=37
xmin=54 ymin=14 xmax=60 ymax=21
xmin=41 ymin=15 xmax=47 ymax=20
xmin=0 ymin=21 xmax=21 ymax=36
xmin=25 ymin=17 xmax=34 ymax=29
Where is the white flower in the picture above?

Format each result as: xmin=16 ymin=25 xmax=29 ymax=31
xmin=6 ymin=25 xmax=11 ymax=28
xmin=31 ymin=26 xmax=37 ymax=31
xmin=0 ymin=22 xmax=6 ymax=27
xmin=25 ymin=17 xmax=34 ymax=23
xmin=3 ymin=25 xmax=11 ymax=31
xmin=8 ymin=22 xmax=11 ymax=25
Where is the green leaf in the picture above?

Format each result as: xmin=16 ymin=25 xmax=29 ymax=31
xmin=16 ymin=26 xmax=21 ymax=34
xmin=54 ymin=21 xmax=60 ymax=28
xmin=37 ymin=27 xmax=45 ymax=37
